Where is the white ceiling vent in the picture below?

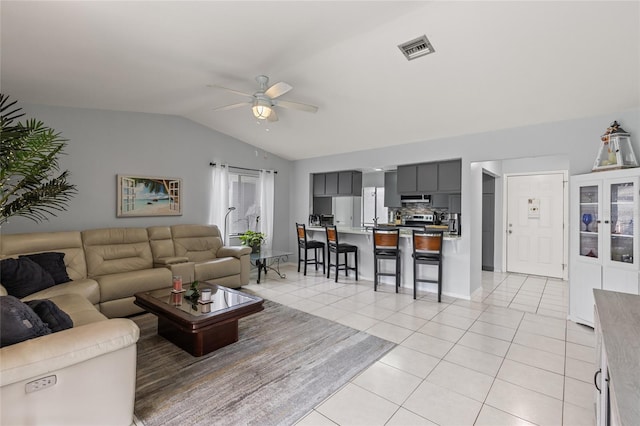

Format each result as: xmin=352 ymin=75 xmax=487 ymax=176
xmin=398 ymin=35 xmax=435 ymax=61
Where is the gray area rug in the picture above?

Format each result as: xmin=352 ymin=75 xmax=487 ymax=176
xmin=133 ymin=300 xmax=395 ymax=426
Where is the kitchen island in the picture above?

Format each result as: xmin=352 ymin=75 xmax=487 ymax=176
xmin=307 ymin=226 xmax=468 ymax=299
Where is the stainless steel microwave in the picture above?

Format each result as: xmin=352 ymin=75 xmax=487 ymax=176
xmin=400 ymin=194 xmax=431 ymax=204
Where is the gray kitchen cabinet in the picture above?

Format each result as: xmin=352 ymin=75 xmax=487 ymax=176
xmin=313 ymin=171 xmax=362 ymax=196
xmin=339 ymin=171 xmax=362 ymax=196
xmin=398 ymin=160 xmax=461 ymax=194
xmin=417 ymin=163 xmax=438 ymax=192
xmin=313 ymin=173 xmax=326 ymax=196
xmin=449 ymin=194 xmax=461 ymax=213
xmin=325 ymin=172 xmax=338 ymax=195
xmin=397 ymin=165 xmax=417 ymax=193
xmin=352 ymin=171 xmax=363 ymax=196
xmin=384 ymin=171 xmax=401 ymax=207
xmin=431 ymin=193 xmax=450 ymax=209
xmin=438 ymin=160 xmax=462 ymax=192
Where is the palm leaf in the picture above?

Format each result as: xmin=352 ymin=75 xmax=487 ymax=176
xmin=0 ymin=94 xmax=77 ymax=225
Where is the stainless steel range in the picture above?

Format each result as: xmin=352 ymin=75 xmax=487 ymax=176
xmin=403 ymin=214 xmax=435 ymax=227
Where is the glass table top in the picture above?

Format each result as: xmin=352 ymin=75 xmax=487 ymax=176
xmin=249 ymin=249 xmax=291 ymax=261
xmin=147 ymin=283 xmax=257 ymax=317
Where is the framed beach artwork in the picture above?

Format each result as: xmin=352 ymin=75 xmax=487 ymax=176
xmin=117 ymin=175 xmax=182 ymax=217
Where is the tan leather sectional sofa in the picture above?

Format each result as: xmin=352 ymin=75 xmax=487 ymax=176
xmin=0 ymin=224 xmax=251 ymax=425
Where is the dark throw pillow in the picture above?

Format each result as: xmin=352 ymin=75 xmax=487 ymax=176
xmin=26 ymin=299 xmax=73 ymax=333
xmin=20 ymin=252 xmax=71 ymax=285
xmin=0 ymin=257 xmax=56 ymax=299
xmin=0 ymin=295 xmax=52 ymax=348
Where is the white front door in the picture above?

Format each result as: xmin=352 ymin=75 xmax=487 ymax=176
xmin=506 ymin=173 xmax=565 ymax=278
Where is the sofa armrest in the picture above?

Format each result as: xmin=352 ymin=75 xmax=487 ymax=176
xmin=217 ymin=245 xmax=252 ymax=259
xmin=0 ymin=318 xmax=139 ymax=387
xmin=158 ymin=261 xmax=196 ymax=284
xmin=154 ymin=256 xmax=190 ymax=266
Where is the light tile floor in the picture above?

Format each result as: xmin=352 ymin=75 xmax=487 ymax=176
xmin=242 ymin=265 xmax=595 ymax=426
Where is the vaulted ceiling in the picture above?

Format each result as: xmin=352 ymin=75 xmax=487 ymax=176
xmin=2 ymin=1 xmax=638 ymax=160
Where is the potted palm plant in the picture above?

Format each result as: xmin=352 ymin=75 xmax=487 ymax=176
xmin=238 ymin=230 xmax=266 ymax=253
xmin=0 ymin=94 xmax=77 ymax=225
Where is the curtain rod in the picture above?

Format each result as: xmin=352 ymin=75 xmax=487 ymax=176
xmin=209 ymin=162 xmax=277 ymax=174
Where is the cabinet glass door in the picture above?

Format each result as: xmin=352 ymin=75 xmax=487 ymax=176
xmin=609 ymin=181 xmax=634 ymax=263
xmin=579 ymin=185 xmax=600 ymax=258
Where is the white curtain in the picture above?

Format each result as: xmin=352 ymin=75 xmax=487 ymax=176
xmin=258 ymin=170 xmax=275 ymax=250
xmin=208 ymin=164 xmax=230 ymax=242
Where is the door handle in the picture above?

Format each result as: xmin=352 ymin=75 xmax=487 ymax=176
xmin=594 ymin=368 xmax=602 ymax=393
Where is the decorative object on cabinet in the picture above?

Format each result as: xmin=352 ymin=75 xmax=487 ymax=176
xmin=592 ymin=121 xmax=638 ymax=172
xmin=117 ymin=175 xmax=182 ymax=217
xmin=569 ymin=168 xmax=640 ymax=327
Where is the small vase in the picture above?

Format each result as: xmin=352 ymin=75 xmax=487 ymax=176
xmin=251 ymin=244 xmax=260 ymax=253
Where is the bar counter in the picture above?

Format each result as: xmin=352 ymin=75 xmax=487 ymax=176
xmin=306 ymin=226 xmax=467 ymax=299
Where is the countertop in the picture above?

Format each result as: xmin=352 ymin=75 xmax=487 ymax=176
xmin=593 ymin=289 xmax=640 ymax=426
xmin=307 ymin=226 xmax=461 ymax=240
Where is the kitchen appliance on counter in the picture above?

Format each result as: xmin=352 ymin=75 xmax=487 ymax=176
xmin=309 ymin=214 xmax=321 ymax=226
xmin=320 ymin=214 xmax=334 ymax=226
xmin=404 ymin=214 xmax=435 ymax=227
xmin=449 ymin=213 xmax=461 ymax=235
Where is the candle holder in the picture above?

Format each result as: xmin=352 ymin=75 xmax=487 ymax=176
xmin=171 ymin=275 xmax=184 ymax=293
xmin=198 ymin=288 xmax=213 ymax=304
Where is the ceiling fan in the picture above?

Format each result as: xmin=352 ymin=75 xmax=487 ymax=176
xmin=208 ymin=75 xmax=318 ymax=122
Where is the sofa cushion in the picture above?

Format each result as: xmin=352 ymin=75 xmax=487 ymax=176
xmin=0 ymin=295 xmax=51 ymax=347
xmin=0 ymin=231 xmax=88 ymax=281
xmin=194 ymin=257 xmax=241 ymax=281
xmin=171 ymin=224 xmax=223 ymax=262
xmin=20 ymin=252 xmax=71 ymax=284
xmin=47 ymin=293 xmax=107 ymax=326
xmin=0 ymin=257 xmax=56 ymax=298
xmin=21 ymin=278 xmax=101 ymax=306
xmin=26 ymin=299 xmax=74 ymax=333
xmin=82 ymin=228 xmax=154 ymax=277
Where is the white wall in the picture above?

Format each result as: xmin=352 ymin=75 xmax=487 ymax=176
xmin=2 ymin=104 xmax=293 ymax=252
xmin=6 ymin=102 xmax=639 ymax=299
xmin=291 ymin=108 xmax=640 ymax=298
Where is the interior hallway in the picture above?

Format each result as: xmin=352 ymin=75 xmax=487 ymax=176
xmin=243 ymin=265 xmax=594 ymax=426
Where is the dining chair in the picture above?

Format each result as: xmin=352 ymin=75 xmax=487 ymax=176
xmin=412 ymin=229 xmax=443 ymax=301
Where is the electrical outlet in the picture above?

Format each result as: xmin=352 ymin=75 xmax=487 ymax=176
xmin=25 ymin=375 xmax=57 ymax=393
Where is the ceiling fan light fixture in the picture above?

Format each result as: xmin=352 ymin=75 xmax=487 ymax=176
xmin=252 ymin=99 xmax=272 ymax=119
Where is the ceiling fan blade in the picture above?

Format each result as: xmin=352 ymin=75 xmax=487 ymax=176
xmin=267 ymin=109 xmax=279 ymax=122
xmin=207 ymin=84 xmax=253 ymax=98
xmin=276 ymin=100 xmax=319 ymax=113
xmin=265 ymin=82 xmax=292 ymax=99
xmin=212 ymin=102 xmax=251 ymax=112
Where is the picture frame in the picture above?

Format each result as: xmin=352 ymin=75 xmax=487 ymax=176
xmin=117 ymin=174 xmax=182 ymax=217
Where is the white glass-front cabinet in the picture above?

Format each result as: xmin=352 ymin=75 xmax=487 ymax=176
xmin=570 ymin=169 xmax=640 ymax=326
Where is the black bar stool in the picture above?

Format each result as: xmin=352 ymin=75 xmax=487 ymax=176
xmin=325 ymin=225 xmax=358 ymax=282
xmin=412 ymin=229 xmax=443 ymax=301
xmin=372 ymin=228 xmax=401 ymax=292
xmin=296 ymin=223 xmax=325 ymax=275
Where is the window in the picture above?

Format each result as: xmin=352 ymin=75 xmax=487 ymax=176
xmin=228 ymin=169 xmax=260 ymax=235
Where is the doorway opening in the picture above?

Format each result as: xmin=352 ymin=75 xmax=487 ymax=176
xmin=482 ymin=173 xmax=496 ymax=271
xmin=505 ymin=172 xmax=568 ymax=279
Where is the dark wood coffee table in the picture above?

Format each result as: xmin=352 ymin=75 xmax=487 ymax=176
xmin=134 ymin=282 xmax=263 ymax=356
